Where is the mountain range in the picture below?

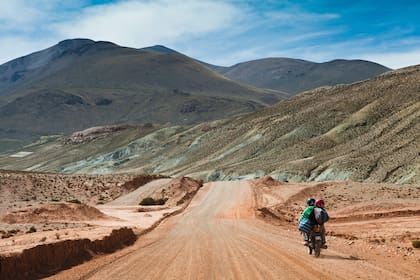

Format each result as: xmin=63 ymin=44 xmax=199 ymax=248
xmin=218 ymin=58 xmax=390 ymax=94
xmin=2 ymin=64 xmax=418 ymax=184
xmin=138 ymin=44 xmax=391 ymax=94
xmin=0 ymin=39 xmax=391 ymax=152
xmin=0 ymin=39 xmax=286 ymax=151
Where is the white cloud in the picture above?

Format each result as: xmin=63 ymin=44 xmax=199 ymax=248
xmin=283 ymin=39 xmax=420 ymax=69
xmin=0 ymin=0 xmax=241 ymax=64
xmin=0 ymin=1 xmax=42 ymax=30
xmin=0 ymin=36 xmax=55 ymax=64
xmin=214 ymin=48 xmax=263 ymax=66
xmin=53 ymin=0 xmax=241 ymax=47
xmin=0 ymin=0 xmax=84 ymax=63
xmin=266 ymin=11 xmax=339 ymax=22
xmin=0 ymin=1 xmax=82 ymax=30
xmin=0 ymin=0 xmax=418 ymax=70
xmin=357 ymin=49 xmax=420 ymax=69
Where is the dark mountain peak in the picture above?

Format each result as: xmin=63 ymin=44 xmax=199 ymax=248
xmin=324 ymin=58 xmax=369 ymax=65
xmin=0 ymin=39 xmax=95 ymax=74
xmin=140 ymin=45 xmax=180 ymax=54
xmin=92 ymin=40 xmax=119 ymax=47
xmin=255 ymin=57 xmax=309 ymax=63
xmin=0 ymin=39 xmax=120 ymax=95
xmin=76 ymin=40 xmax=119 ymax=54
xmin=55 ymin=39 xmax=120 ymax=56
xmin=218 ymin=57 xmax=391 ymax=94
xmin=227 ymin=57 xmax=312 ymax=70
xmin=324 ymin=59 xmax=392 ymax=69
xmin=57 ymin=38 xmax=95 ymax=50
xmin=139 ymin=45 xmax=228 ymax=72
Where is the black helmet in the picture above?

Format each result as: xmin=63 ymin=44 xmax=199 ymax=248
xmin=306 ymin=197 xmax=315 ymax=206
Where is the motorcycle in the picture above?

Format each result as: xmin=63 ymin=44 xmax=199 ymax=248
xmin=307 ymin=224 xmax=323 ymax=257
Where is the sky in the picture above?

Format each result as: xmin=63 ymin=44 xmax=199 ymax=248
xmin=0 ymin=0 xmax=419 ymax=69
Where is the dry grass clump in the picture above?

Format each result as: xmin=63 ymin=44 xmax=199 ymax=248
xmin=26 ymin=226 xmax=37 ymax=233
xmin=1 ymin=229 xmax=20 ymax=238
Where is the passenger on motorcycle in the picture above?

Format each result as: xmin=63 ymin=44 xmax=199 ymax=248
xmin=314 ymin=199 xmax=329 ymax=248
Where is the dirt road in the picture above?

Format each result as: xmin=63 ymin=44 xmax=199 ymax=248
xmin=48 ymin=181 xmax=419 ymax=280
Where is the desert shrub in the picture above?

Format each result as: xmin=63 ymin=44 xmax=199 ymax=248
xmin=67 ymin=199 xmax=81 ymax=204
xmin=2 ymin=232 xmax=13 ymax=239
xmin=412 ymin=240 xmax=420 ymax=248
xmin=139 ymin=197 xmax=168 ymax=206
xmin=121 ymin=174 xmax=169 ymax=191
xmin=155 ymin=198 xmax=168 ymax=205
xmin=27 ymin=226 xmax=37 ymax=233
xmin=139 ymin=197 xmax=156 ymax=205
xmin=1 ymin=229 xmax=20 ymax=238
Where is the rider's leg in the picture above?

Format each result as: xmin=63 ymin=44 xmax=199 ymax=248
xmin=321 ymin=225 xmax=327 ymax=248
xmin=302 ymin=231 xmax=309 ymax=245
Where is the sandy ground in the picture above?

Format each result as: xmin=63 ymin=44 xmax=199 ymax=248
xmin=0 ymin=178 xmax=193 ymax=256
xmin=44 ymin=180 xmax=420 ymax=280
xmin=0 ymin=204 xmax=176 ymax=256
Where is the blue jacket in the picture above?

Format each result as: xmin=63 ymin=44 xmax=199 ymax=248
xmin=298 ymin=216 xmax=313 ymax=233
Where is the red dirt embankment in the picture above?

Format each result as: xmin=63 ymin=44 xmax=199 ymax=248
xmin=1 ymin=203 xmax=109 ymax=224
xmin=0 ymin=172 xmax=204 ymax=280
xmin=0 ymin=227 xmax=136 ymax=280
xmin=154 ymin=176 xmax=204 ymax=207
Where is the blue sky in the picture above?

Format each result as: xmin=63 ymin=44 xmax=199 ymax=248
xmin=0 ymin=0 xmax=419 ymax=68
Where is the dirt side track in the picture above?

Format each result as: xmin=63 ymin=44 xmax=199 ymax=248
xmin=46 ymin=181 xmax=419 ymax=280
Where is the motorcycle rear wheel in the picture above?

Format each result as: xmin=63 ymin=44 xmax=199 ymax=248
xmin=314 ymin=242 xmax=321 ymax=257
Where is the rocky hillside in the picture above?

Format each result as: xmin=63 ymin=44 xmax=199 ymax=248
xmin=0 ymin=39 xmax=287 ymax=152
xmin=217 ymin=58 xmax=390 ymax=94
xmin=1 ymin=65 xmax=418 ymax=184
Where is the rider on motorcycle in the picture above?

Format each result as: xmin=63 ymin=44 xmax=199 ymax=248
xmin=299 ymin=198 xmax=329 ymax=248
xmin=298 ymin=197 xmax=316 ymax=246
